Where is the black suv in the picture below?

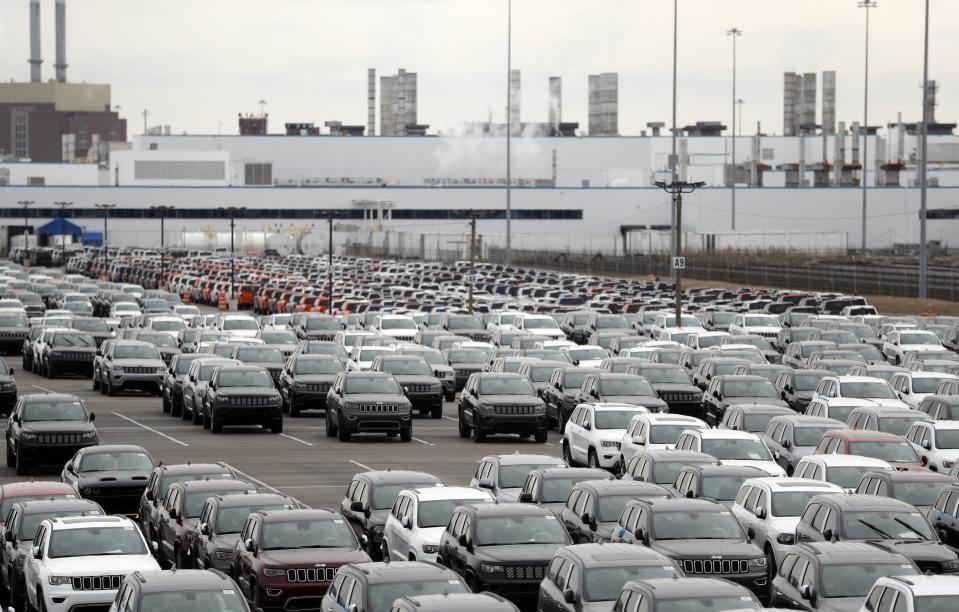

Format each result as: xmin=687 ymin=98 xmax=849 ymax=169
xmin=538 ymin=543 xmax=682 ymax=612
xmin=610 ymin=498 xmax=767 ymax=597
xmin=542 ymin=367 xmax=602 ymax=431
xmin=440 ymin=313 xmax=491 ymax=342
xmin=613 ymin=577 xmax=761 ymax=612
xmin=278 ymin=354 xmax=344 ymax=417
xmin=341 ymin=470 xmax=444 ymax=560
xmin=669 ymin=464 xmax=764 ymax=507
xmin=42 ymin=330 xmax=97 ymax=378
xmin=392 ymin=592 xmax=518 ymax=612
xmin=458 ymin=373 xmax=547 ymax=443
xmin=438 ymin=503 xmax=571 ymax=602
xmin=231 ymin=345 xmax=286 ymax=384
xmin=561 ymin=479 xmax=671 ymax=544
xmin=0 ymin=361 xmax=16 ymax=413
xmin=61 ymin=444 xmax=154 ymax=515
xmin=624 ymin=363 xmax=703 ymax=417
xmin=370 ymin=355 xmax=443 ymax=418
xmin=622 ymin=449 xmax=718 ymax=486
xmin=202 ymin=365 xmax=283 ymax=434
xmin=573 ymin=373 xmax=668 ymax=412
xmin=111 ymin=569 xmax=252 ymax=612
xmin=190 ymin=492 xmax=297 ymax=571
xmin=162 ymin=353 xmax=205 ymax=417
xmin=518 ymin=467 xmax=612 ymax=514
xmin=770 ymin=542 xmax=918 ymax=612
xmin=67 ymin=316 xmax=113 ymax=347
xmin=855 ymin=469 xmax=955 ymax=515
xmin=326 ymin=372 xmax=413 ymax=442
xmin=5 ymin=393 xmax=98 ymax=475
xmin=774 ymin=369 xmax=831 ymax=412
xmin=294 ymin=314 xmax=343 ymax=341
xmin=0 ymin=310 xmax=29 ymax=355
xmin=795 ymin=493 xmax=959 ymax=574
xmin=703 ymin=375 xmax=789 ymax=426
xmin=320 ymin=561 xmax=469 ymax=612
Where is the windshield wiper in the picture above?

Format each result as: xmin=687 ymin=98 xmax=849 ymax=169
xmin=892 ymin=517 xmax=927 ymax=540
xmin=858 ymin=518 xmax=894 ymax=539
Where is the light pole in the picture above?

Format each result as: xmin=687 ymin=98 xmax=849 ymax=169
xmin=457 ymin=210 xmax=495 ymax=313
xmin=53 ymin=201 xmax=72 ymax=269
xmin=150 ymin=206 xmax=175 ymax=290
xmin=94 ymin=203 xmax=115 ymax=278
xmin=319 ymin=211 xmax=341 ymax=314
xmin=918 ymin=0 xmax=930 ymax=297
xmin=727 ymin=27 xmax=742 ymax=231
xmin=655 ymin=181 xmax=705 ymax=324
xmin=504 ymin=0 xmax=513 ymax=265
xmin=218 ymin=207 xmax=246 ymax=303
xmin=736 ymin=99 xmax=745 ymax=137
xmin=859 ymin=0 xmax=877 ymax=251
xmin=670 ymin=0 xmax=679 ymax=259
xmin=17 ymin=200 xmax=33 ymax=254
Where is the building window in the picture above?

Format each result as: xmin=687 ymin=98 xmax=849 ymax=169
xmin=109 ymin=121 xmax=118 ymax=142
xmin=244 ymin=163 xmax=273 ymax=186
xmin=13 ymin=113 xmax=28 ymax=159
xmin=26 ymin=177 xmax=45 ymax=186
xmin=78 ymin=120 xmax=88 ymax=150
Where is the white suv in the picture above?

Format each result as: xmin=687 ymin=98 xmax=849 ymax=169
xmin=891 ymin=371 xmax=959 ymax=410
xmin=514 ymin=314 xmax=565 ymax=340
xmin=882 ymin=329 xmax=943 ymax=365
xmin=905 ymin=420 xmax=959 ymax=473
xmin=381 ymin=486 xmax=493 ymax=563
xmin=23 ymin=515 xmax=159 ymax=612
xmin=727 ymin=314 xmax=782 ymax=339
xmin=619 ymin=413 xmax=708 ymax=466
xmin=812 ymin=375 xmax=910 ymax=411
xmin=793 ymin=454 xmax=894 ymax=492
xmin=674 ymin=429 xmax=786 ymax=476
xmin=562 ymin=402 xmax=650 ymax=471
xmin=860 ymin=575 xmax=959 ymax=612
xmin=370 ymin=314 xmax=418 ymax=342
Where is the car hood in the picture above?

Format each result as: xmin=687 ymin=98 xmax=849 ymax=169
xmin=602 ymin=396 xmax=668 ymax=409
xmin=654 ymin=384 xmax=702 ymax=394
xmin=817 ymin=597 xmax=868 ymax=612
xmin=259 ymin=547 xmax=369 ymax=566
xmin=293 ymin=375 xmax=337 ymax=384
xmin=114 ymin=359 xmax=165 ymax=368
xmin=392 ymin=375 xmax=439 ymax=385
xmin=766 ymin=516 xmax=800 ymax=536
xmin=525 ymin=328 xmax=565 ymax=337
xmin=216 ymin=387 xmax=280 ymax=397
xmin=43 ymin=554 xmax=160 ymax=575
xmin=496 ymin=488 xmax=522 ymax=503
xmin=475 ymin=543 xmax=563 ymax=563
xmin=344 ymin=394 xmax=409 ymax=404
xmin=718 ymin=460 xmax=786 ymax=477
xmin=211 ymin=533 xmax=241 ymax=551
xmin=575 ymin=359 xmax=604 ymax=368
xmin=899 ymin=344 xmax=943 ymax=353
xmin=580 ymin=602 xmax=617 ymax=612
xmin=479 ymin=395 xmax=543 ymax=406
xmin=652 ymin=539 xmax=760 ymax=558
xmin=865 ymin=539 xmax=957 ymax=563
xmin=76 ymin=470 xmax=151 ymax=487
xmin=725 ymin=397 xmax=789 ymax=407
xmin=21 ymin=421 xmax=93 ymax=433
xmin=415 ymin=526 xmax=447 ymax=546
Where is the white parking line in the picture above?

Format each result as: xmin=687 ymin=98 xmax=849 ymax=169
xmin=32 ymin=385 xmax=57 ymax=393
xmin=279 ymin=433 xmax=313 ymax=446
xmin=221 ymin=463 xmax=309 ymax=509
xmin=544 ymin=442 xmax=555 ymax=446
xmin=110 ymin=412 xmax=189 ymax=447
xmin=411 ymin=436 xmax=434 ymax=446
xmin=442 ymin=416 xmax=458 ymax=422
xmin=349 ymin=459 xmax=373 ymax=471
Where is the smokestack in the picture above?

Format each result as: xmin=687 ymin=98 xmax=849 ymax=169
xmin=367 ymin=68 xmax=376 ymax=136
xmin=54 ymin=0 xmax=67 ymax=83
xmin=29 ymin=0 xmax=42 ymax=82
xmin=548 ymin=77 xmax=562 ymax=133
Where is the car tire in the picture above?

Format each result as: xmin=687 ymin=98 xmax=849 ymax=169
xmin=270 ymin=419 xmax=283 ymax=434
xmin=444 ymin=390 xmax=455 ymax=402
xmin=534 ymin=428 xmax=548 ymax=444
xmin=381 ymin=540 xmax=391 ymax=561
xmin=99 ymin=375 xmax=107 ymax=395
xmin=15 ymin=449 xmax=28 ymax=476
xmin=174 ymin=547 xmax=184 ymax=569
xmin=338 ymin=421 xmax=352 ymax=442
xmin=46 ymin=364 xmax=55 ymax=379
xmin=202 ymin=409 xmax=211 ymax=430
xmin=192 ymin=403 xmax=202 ymax=425
xmin=107 ymin=378 xmax=117 ymax=396
xmin=400 ymin=426 xmax=412 ymax=442
xmin=466 ymin=572 xmax=483 ymax=594
xmin=325 ymin=413 xmax=337 ymax=437
xmin=765 ymin=547 xmax=776 ymax=602
xmin=211 ymin=413 xmax=223 ymax=434
xmin=472 ymin=416 xmax=486 ymax=443
xmin=588 ymin=448 xmax=600 ymax=468
xmin=458 ymin=413 xmax=470 ymax=438
xmin=5 ymin=444 xmax=13 ymax=468
xmin=430 ymin=403 xmax=442 ymax=419
xmin=563 ymin=441 xmax=574 ymax=466
xmin=161 ymin=394 xmax=170 ymax=413
xmin=170 ymin=398 xmax=181 ymax=418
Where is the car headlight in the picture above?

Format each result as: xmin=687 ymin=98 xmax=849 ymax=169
xmin=262 ymin=567 xmax=285 ymax=577
xmin=479 ymin=404 xmax=494 ymax=411
xmin=943 ymin=559 xmax=959 ymax=571
xmin=112 ymin=366 xmax=124 ymax=373
xmin=777 ymin=533 xmax=795 ymax=545
xmin=48 ymin=576 xmax=72 ymax=586
xmin=431 ymin=383 xmax=441 ymax=390
xmin=294 ymin=382 xmax=307 ymax=390
xmin=748 ymin=557 xmax=767 ymax=568
xmin=441 ymin=371 xmax=453 ymax=379
xmin=213 ymin=550 xmax=233 ymax=561
xmin=422 ymin=544 xmax=439 ymax=554
xmin=601 ymin=440 xmax=621 ymax=449
xmin=944 ymin=461 xmax=955 ymax=470
xmin=81 ymin=487 xmax=100 ymax=495
xmin=532 ymin=404 xmax=545 ymax=412
xmin=81 ymin=431 xmax=98 ymax=440
xmin=480 ymin=563 xmax=504 ymax=573
xmin=156 ymin=367 xmax=166 ymax=374
xmin=20 ymin=432 xmax=37 ymax=441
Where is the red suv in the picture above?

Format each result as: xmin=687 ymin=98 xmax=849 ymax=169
xmin=230 ymin=508 xmax=370 ymax=611
xmin=0 ymin=481 xmax=77 ymax=528
xmin=816 ymin=429 xmax=928 ymax=471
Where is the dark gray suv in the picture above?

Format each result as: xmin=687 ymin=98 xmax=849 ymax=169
xmin=202 ymin=365 xmax=283 ymax=434
xmin=326 ymin=372 xmax=413 ymax=442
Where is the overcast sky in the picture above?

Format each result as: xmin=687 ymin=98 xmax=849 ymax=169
xmin=1 ymin=0 xmax=956 ymax=136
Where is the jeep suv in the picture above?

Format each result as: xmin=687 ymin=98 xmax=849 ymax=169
xmin=161 ymin=353 xmax=205 ymax=417
xmin=370 ymin=355 xmax=443 ymax=418
xmin=109 ymin=569 xmax=251 ymax=612
xmin=97 ymin=340 xmax=166 ymax=396
xmin=190 ymin=492 xmax=296 ymax=571
xmin=5 ymin=393 xmax=98 ymax=475
xmin=573 ymin=373 xmax=668 ymax=413
xmin=469 ymin=454 xmax=567 ymax=503
xmin=517 ymin=467 xmax=612 ymax=514
xmin=319 ymin=561 xmax=469 ymax=612
xmin=624 ymin=363 xmax=704 ymax=417
xmin=0 ymin=361 xmax=17 ymax=413
xmin=61 ymin=444 xmax=154 ymax=515
xmin=41 ymin=330 xmax=97 ymax=378
xmin=202 ymin=365 xmax=284 ymax=434
xmin=277 ymin=354 xmax=344 ymax=417
xmin=230 ymin=508 xmax=370 ymax=611
xmin=0 ymin=310 xmax=29 ymax=355
xmin=703 ymin=375 xmax=789 ymax=427
xmin=23 ymin=515 xmax=159 ymax=612
xmin=438 ymin=503 xmax=571 ymax=601
xmin=326 ymin=372 xmax=413 ymax=442
xmin=458 ymin=373 xmax=548 ymax=443
xmin=613 ymin=577 xmax=761 ymax=612
xmin=561 ymin=479 xmax=671 ymax=544
xmin=182 ymin=358 xmax=241 ymax=425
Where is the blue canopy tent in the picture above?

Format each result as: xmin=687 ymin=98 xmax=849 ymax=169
xmin=37 ymin=218 xmax=83 ymax=237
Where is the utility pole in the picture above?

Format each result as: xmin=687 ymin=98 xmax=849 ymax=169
xmin=736 ymin=99 xmax=745 ymax=137
xmin=918 ymin=0 xmax=930 ymax=297
xmin=727 ymin=27 xmax=742 ymax=231
xmin=53 ymin=201 xmax=72 ymax=269
xmin=859 ymin=0 xmax=878 ymax=251
xmin=320 ymin=211 xmax=340 ymax=314
xmin=670 ymin=0 xmax=679 ymax=259
xmin=94 ymin=203 xmax=115 ymax=278
xmin=655 ymin=181 xmax=705 ymax=324
xmin=17 ymin=200 xmax=34 ymax=253
xmin=150 ymin=206 xmax=175 ymax=290
xmin=457 ymin=210 xmax=494 ymax=313
xmin=504 ymin=0 xmax=513 ymax=265
xmin=218 ymin=207 xmax=246 ymax=303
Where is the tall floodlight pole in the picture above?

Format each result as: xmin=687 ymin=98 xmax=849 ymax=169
xmin=94 ymin=203 xmax=115 ymax=278
xmin=218 ymin=207 xmax=246 ymax=303
xmin=457 ymin=210 xmax=494 ymax=313
xmin=918 ymin=0 xmax=930 ymax=297
xmin=859 ymin=1 xmax=877 ymax=251
xmin=505 ymin=0 xmax=513 ymax=265
xmin=727 ymin=27 xmax=742 ymax=231
xmin=670 ymin=0 xmax=679 ymax=258
xmin=54 ymin=201 xmax=72 ymax=269
xmin=17 ymin=200 xmax=34 ymax=254
xmin=736 ymin=99 xmax=745 ymax=137
xmin=655 ymin=181 xmax=705 ymax=325
xmin=150 ymin=206 xmax=175 ymax=290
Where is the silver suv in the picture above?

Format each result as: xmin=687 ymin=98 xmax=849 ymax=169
xmin=98 ymin=340 xmax=166 ymax=396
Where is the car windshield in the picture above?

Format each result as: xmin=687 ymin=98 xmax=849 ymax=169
xmin=828 ymin=466 xmax=882 ymax=489
xmin=597 ymin=316 xmax=629 ymax=329
xmin=848 ymin=441 xmax=919 ymax=464
xmin=599 ymin=495 xmax=651 ymax=522
xmin=174 ymin=358 xmax=199 ymax=374
xmin=793 ymin=375 xmax=825 ymax=391
xmin=877 ymin=417 xmax=923 ymax=436
xmin=142 ymin=334 xmax=176 ymax=348
xmin=714 ymin=363 xmax=746 ymax=377
xmin=306 ymin=318 xmax=341 ymax=330
xmin=21 ymin=509 xmax=99 ymax=540
xmin=724 ymin=380 xmax=778 ymax=398
xmin=652 ymin=461 xmax=700 ymax=485
xmin=651 ymin=510 xmax=743 ymax=539
xmin=842 ymin=510 xmax=934 ymax=541
xmin=840 ymin=382 xmax=897 ymax=399
xmin=48 ymin=526 xmax=147 ymax=558
xmin=584 ymin=565 xmax=678 ymax=602
xmin=702 ymin=476 xmax=754 ymax=501
xmin=500 ymin=464 xmax=557 ymax=489
xmin=72 ymin=319 xmax=109 ymax=332
xmin=114 ymin=346 xmax=161 ymax=360
xmin=449 ymin=350 xmax=487 ymax=364
xmin=738 ymin=337 xmax=773 ymax=350
xmin=475 ymin=515 xmax=569 ymax=545
xmin=770 ymin=491 xmax=827 ymax=517
xmin=742 ymin=415 xmax=776 ymax=433
xmin=53 ymin=333 xmax=94 ymax=348
xmin=523 ymin=317 xmax=559 ymax=330
xmin=310 ymin=343 xmax=347 ymax=357
xmin=380 ymin=318 xmax=416 ymax=330
xmin=367 ymin=580 xmax=469 ymax=612
xmin=140 ymin=592 xmax=248 ymax=612
xmin=900 ymin=333 xmax=940 ymax=345
xmin=596 ymin=410 xmax=646 ymax=430
xmin=345 ymin=376 xmax=400 ymax=394
xmin=78 ymin=451 xmax=153 ymax=473
xmin=237 ymin=348 xmax=283 ymax=363
xmin=852 ymin=346 xmax=884 ymax=361
xmin=448 ymin=316 xmax=482 ymax=329
xmin=23 ymin=399 xmax=87 ymax=422
xmin=152 ymin=320 xmax=185 ymax=332
xmin=541 ymin=478 xmax=591 ymax=503
xmin=479 ymin=378 xmax=535 ymax=395
xmin=382 ymin=360 xmax=431 ymax=376
xmin=217 ymin=371 xmax=274 ymax=388
xmin=571 ymin=348 xmax=608 ymax=360
xmin=262 ymin=519 xmax=355 ymax=550
xmin=600 ymin=379 xmax=655 ymax=396
xmin=222 ymin=318 xmax=258 ymax=331
xmin=821 ymin=563 xmax=917 ymax=598
xmin=895 ymin=480 xmax=953 ymax=507
xmin=701 ymin=439 xmax=772 ymax=461
xmin=295 ymin=359 xmax=343 ymax=374
xmin=528 ymin=366 xmax=557 ymax=383
xmin=372 ymin=484 xmax=429 ymax=510
xmin=794 ymin=427 xmax=833 ymax=447
xmin=261 ymin=332 xmax=296 ymax=344
xmin=914 ymin=377 xmax=950 ymax=393
xmin=934 ymin=430 xmax=959 ymax=450
xmin=914 ymin=597 xmax=958 ymax=612
xmin=745 ymin=316 xmax=779 ymax=327
xmin=650 ymin=424 xmax=701 ymax=445
xmin=656 ymin=598 xmax=760 ymax=612
xmin=0 ymin=315 xmax=27 ymax=327
xmin=215 ymin=504 xmax=289 ymax=534
xmin=198 ymin=363 xmax=231 ymax=380
xmin=642 ymin=369 xmax=692 ymax=384
xmin=417 ymin=498 xmax=491 ymax=528
xmin=410 ymin=351 xmax=444 ymax=365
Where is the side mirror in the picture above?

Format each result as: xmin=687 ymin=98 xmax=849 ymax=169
xmin=348 ymin=605 xmax=359 ymax=612
xmin=747 ymin=527 xmax=756 ymax=541
xmin=401 ymin=516 xmax=412 ymax=530
xmin=632 ymin=436 xmax=645 ymax=445
xmin=755 ymin=506 xmax=767 ymax=520
xmin=822 ymin=528 xmax=835 ymax=542
xmin=563 ymin=589 xmax=577 ymax=605
xmin=457 ymin=533 xmax=469 ymax=547
xmin=773 ymin=451 xmax=781 ymax=461
xmin=800 ymin=585 xmax=813 ymax=601
xmin=685 ymin=490 xmax=694 ymax=499
xmin=65 ymin=461 xmax=74 ymax=473
xmin=477 ymin=478 xmax=493 ymax=490
xmin=350 ymin=500 xmax=365 ymax=512
xmin=3 ymin=530 xmax=12 ymax=543
xmin=88 ymin=413 xmax=95 ymax=422
xmin=7 ymin=369 xmax=13 ymax=375
xmin=244 ymin=538 xmax=255 ymax=552
xmin=200 ymin=523 xmax=210 ymax=536
xmin=922 ymin=440 xmax=932 ymax=451
xmin=145 ymin=489 xmax=155 ymax=502
xmin=583 ymin=421 xmax=592 ymax=431
xmin=518 ymin=492 xmax=533 ymax=503
xmin=782 ymin=439 xmax=791 ymax=449
xmin=31 ymin=546 xmax=40 ymax=560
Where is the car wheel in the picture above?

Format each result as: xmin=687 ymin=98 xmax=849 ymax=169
xmin=444 ymin=390 xmax=455 ymax=402
xmin=325 ymin=413 xmax=337 ymax=437
xmin=211 ymin=413 xmax=223 ymax=434
xmin=174 ymin=547 xmax=184 ymax=569
xmin=289 ymin=397 xmax=300 ymax=418
xmin=400 ymin=426 xmax=412 ymax=442
xmin=472 ymin=416 xmax=486 ymax=443
xmin=5 ymin=444 xmax=13 ymax=468
xmin=563 ymin=441 xmax=574 ymax=466
xmin=588 ymin=448 xmax=600 ymax=468
xmin=381 ymin=540 xmax=391 ymax=561
xmin=534 ymin=428 xmax=548 ymax=444
xmin=46 ymin=364 xmax=55 ymax=379
xmin=765 ymin=547 xmax=776 ymax=602
xmin=270 ymin=419 xmax=283 ymax=434
xmin=430 ymin=403 xmax=442 ymax=419
xmin=192 ymin=403 xmax=202 ymax=425
xmin=466 ymin=572 xmax=483 ymax=594
xmin=99 ymin=374 xmax=107 ymax=394
xmin=202 ymin=408 xmax=211 ymax=430
xmin=15 ymin=449 xmax=29 ymax=476
xmin=458 ymin=412 xmax=470 ymax=438
xmin=338 ymin=421 xmax=352 ymax=442
xmin=107 ymin=378 xmax=117 ymax=396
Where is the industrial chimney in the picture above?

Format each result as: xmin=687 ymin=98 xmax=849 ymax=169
xmin=29 ymin=0 xmax=42 ymax=82
xmin=54 ymin=0 xmax=67 ymax=82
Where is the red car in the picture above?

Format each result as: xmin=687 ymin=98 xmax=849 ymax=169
xmin=0 ymin=481 xmax=78 ymax=527
xmin=816 ymin=429 xmax=928 ymax=471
